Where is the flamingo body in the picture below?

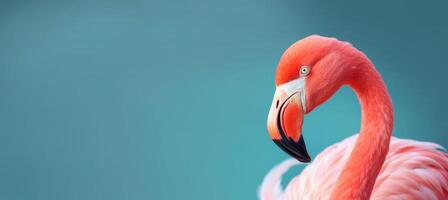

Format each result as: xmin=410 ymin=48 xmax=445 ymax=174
xmin=259 ymin=135 xmax=448 ymax=200
xmin=261 ymin=35 xmax=448 ymax=199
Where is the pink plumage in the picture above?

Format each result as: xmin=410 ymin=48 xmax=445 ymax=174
xmin=262 ymin=35 xmax=448 ymax=200
xmin=260 ymin=135 xmax=448 ymax=200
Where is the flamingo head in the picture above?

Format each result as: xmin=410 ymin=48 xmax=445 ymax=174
xmin=267 ymin=35 xmax=355 ymax=162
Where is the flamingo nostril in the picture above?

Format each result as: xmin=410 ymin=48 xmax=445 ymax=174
xmin=276 ymin=100 xmax=279 ymax=109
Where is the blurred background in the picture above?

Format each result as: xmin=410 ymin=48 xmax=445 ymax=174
xmin=1 ymin=0 xmax=447 ymax=199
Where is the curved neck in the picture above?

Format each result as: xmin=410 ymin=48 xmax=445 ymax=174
xmin=331 ymin=56 xmax=394 ymax=200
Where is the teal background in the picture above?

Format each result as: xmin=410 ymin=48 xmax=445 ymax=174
xmin=1 ymin=0 xmax=447 ymax=199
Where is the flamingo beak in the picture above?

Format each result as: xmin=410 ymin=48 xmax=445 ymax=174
xmin=267 ymin=78 xmax=311 ymax=162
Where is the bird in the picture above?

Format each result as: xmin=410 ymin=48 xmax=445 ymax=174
xmin=259 ymin=35 xmax=448 ymax=200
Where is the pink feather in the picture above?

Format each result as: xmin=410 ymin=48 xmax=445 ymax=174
xmin=259 ymin=135 xmax=448 ymax=200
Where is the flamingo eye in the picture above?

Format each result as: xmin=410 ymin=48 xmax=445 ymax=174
xmin=299 ymin=65 xmax=310 ymax=76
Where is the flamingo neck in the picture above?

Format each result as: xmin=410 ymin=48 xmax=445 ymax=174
xmin=330 ymin=57 xmax=394 ymax=200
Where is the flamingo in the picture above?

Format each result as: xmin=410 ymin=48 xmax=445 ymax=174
xmin=259 ymin=35 xmax=448 ymax=200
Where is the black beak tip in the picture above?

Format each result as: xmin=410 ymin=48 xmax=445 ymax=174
xmin=273 ymin=136 xmax=312 ymax=163
xmin=295 ymin=153 xmax=311 ymax=163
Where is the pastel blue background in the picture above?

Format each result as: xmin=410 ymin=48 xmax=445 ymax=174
xmin=1 ymin=0 xmax=447 ymax=199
